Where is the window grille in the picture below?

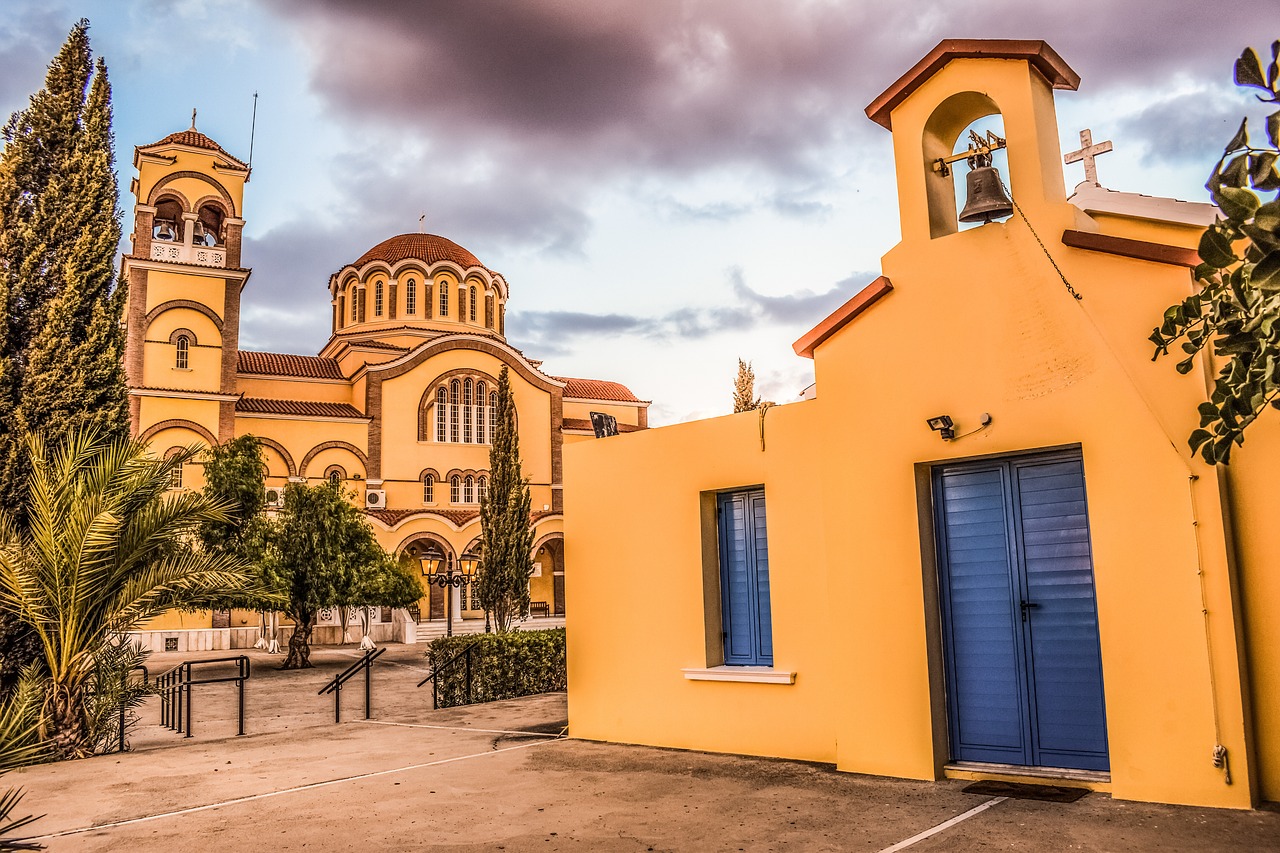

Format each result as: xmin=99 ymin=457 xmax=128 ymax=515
xmin=405 ymin=278 xmax=417 ymax=314
xmin=423 ymin=473 xmax=434 ymax=503
xmin=450 ymin=475 xmax=461 ymax=503
xmin=436 ymin=388 xmax=447 ymax=442
xmin=375 ymin=281 xmax=384 ymax=316
xmin=175 ymin=335 xmax=190 ymax=369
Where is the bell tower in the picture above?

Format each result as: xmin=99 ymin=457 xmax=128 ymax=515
xmin=865 ymin=40 xmax=1080 ymax=244
xmin=122 ymin=122 xmax=251 ymax=448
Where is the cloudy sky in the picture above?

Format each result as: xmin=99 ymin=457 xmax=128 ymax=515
xmin=0 ymin=1 xmax=1264 ymax=423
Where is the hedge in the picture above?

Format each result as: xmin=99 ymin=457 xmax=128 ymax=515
xmin=426 ymin=628 xmax=565 ymax=708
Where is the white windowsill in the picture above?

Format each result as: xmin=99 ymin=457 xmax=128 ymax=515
xmin=682 ymin=666 xmax=796 ymax=685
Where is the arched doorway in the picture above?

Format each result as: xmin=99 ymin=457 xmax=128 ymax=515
xmin=403 ymin=538 xmax=452 ymax=622
xmin=532 ymin=535 xmax=565 ymax=617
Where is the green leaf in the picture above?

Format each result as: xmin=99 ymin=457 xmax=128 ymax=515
xmin=1252 ymin=249 xmax=1280 ymax=291
xmin=1222 ymin=152 xmax=1251 ymax=186
xmin=1216 ymin=186 xmax=1261 ymax=221
xmin=1176 ymin=355 xmax=1196 ymax=373
xmin=1188 ymin=428 xmax=1213 ymax=450
xmin=1268 ymin=111 xmax=1280 ymax=149
xmin=1255 ymin=200 xmax=1280 ymax=233
xmin=1199 ymin=226 xmax=1238 ymax=268
xmin=1236 ymin=48 xmax=1267 ymax=89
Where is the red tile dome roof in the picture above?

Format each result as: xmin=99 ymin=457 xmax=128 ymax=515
xmin=351 ymin=233 xmax=488 ymax=271
xmin=139 ymin=129 xmax=248 ymax=168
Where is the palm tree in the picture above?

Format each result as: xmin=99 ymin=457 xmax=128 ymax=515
xmin=0 ymin=430 xmax=256 ymax=760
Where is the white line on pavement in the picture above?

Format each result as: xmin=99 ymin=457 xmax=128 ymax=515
xmin=875 ymin=797 xmax=1007 ymax=853
xmin=30 ymin=736 xmax=566 ymax=841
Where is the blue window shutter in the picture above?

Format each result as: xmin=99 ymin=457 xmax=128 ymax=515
xmin=719 ymin=489 xmax=772 ymax=666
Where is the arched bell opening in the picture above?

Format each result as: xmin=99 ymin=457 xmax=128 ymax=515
xmin=153 ymin=196 xmax=184 ymax=242
xmin=194 ymin=203 xmax=225 ymax=247
xmin=921 ymin=91 xmax=1013 ymax=239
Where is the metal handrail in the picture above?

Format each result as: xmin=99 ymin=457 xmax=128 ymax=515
xmin=157 ymin=655 xmax=251 ymax=738
xmin=318 ymin=647 xmax=385 ymax=723
xmin=416 ymin=642 xmax=478 ymax=709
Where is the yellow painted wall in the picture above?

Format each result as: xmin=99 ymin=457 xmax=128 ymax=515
xmin=564 ymin=52 xmax=1270 ymax=809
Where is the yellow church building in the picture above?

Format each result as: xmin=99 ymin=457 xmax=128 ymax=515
xmin=564 ymin=40 xmax=1280 ymax=810
xmin=122 ymin=124 xmax=647 ymax=649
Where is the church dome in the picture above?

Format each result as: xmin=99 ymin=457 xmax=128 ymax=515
xmin=351 ymin=233 xmax=487 ymax=271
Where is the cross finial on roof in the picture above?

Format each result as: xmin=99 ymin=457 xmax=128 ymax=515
xmin=191 ymin=108 xmax=197 ymax=130
xmin=1064 ymin=129 xmax=1113 ymax=185
xmin=418 ymin=212 xmax=426 ymax=233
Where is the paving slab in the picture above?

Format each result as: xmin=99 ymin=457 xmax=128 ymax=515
xmin=9 ymin=644 xmax=1279 ymax=852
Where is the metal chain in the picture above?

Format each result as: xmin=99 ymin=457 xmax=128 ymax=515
xmin=1001 ymin=179 xmax=1084 ymax=301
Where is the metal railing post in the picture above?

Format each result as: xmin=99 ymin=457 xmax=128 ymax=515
xmin=364 ymin=655 xmax=372 ymax=720
xmin=184 ymin=662 xmax=193 ymax=738
xmin=237 ymin=657 xmax=247 ymax=736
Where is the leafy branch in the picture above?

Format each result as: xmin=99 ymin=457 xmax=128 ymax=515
xmin=1150 ymin=41 xmax=1280 ymax=464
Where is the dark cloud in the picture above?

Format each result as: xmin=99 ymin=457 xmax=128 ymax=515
xmin=1119 ymin=89 xmax=1263 ymax=165
xmin=257 ymin=0 xmax=1260 ymax=258
xmin=508 ymin=267 xmax=872 ymax=353
xmin=0 ymin=9 xmax=74 ymax=119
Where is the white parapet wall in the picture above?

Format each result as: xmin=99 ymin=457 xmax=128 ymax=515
xmin=127 ymin=609 xmax=418 ymax=653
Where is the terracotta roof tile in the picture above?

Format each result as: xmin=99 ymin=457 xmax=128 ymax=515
xmin=350 ymin=234 xmax=489 ymax=272
xmin=366 ymin=508 xmax=559 ymax=527
xmin=238 ymin=351 xmax=345 ymax=380
xmin=560 ymin=417 xmax=644 ymax=434
xmin=553 ymin=376 xmax=646 ymax=403
xmin=346 ymin=339 xmax=409 ymax=351
xmin=139 ymin=129 xmax=248 ymax=168
xmin=237 ymin=397 xmax=366 ymax=419
xmin=365 ymin=508 xmax=479 ymax=527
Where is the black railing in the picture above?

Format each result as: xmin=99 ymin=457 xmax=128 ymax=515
xmin=116 ymin=664 xmax=149 ymax=753
xmin=417 ymin=642 xmax=477 ymax=709
xmin=318 ymin=647 xmax=386 ymax=723
xmin=156 ymin=655 xmax=251 ymax=738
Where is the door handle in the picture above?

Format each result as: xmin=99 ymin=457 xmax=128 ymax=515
xmin=1020 ymin=600 xmax=1039 ymax=622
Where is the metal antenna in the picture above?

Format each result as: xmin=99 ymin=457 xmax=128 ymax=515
xmin=247 ymin=91 xmax=259 ymax=181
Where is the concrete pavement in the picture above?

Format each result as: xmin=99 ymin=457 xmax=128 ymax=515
xmin=9 ymin=643 xmax=1279 ymax=851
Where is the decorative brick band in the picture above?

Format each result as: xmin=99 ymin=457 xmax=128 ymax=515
xmin=139 ymin=418 xmax=218 ymax=447
xmin=256 ymin=437 xmax=298 ymax=478
xmin=298 ymin=440 xmax=369 ymax=479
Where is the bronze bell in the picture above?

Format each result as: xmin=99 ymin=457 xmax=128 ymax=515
xmin=958 ymin=165 xmax=1014 ymax=223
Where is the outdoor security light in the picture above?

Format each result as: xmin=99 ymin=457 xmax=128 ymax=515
xmin=927 ymin=415 xmax=955 ymax=440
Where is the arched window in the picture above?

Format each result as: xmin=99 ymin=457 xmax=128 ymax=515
xmin=351 ymin=287 xmax=359 ymax=322
xmin=476 ymin=381 xmax=487 ymax=444
xmin=464 ymin=475 xmax=474 ymax=504
xmin=423 ymin=473 xmax=434 ymax=503
xmin=478 ymin=476 xmax=488 ymax=503
xmin=450 ymin=379 xmax=461 ymax=442
xmin=489 ymin=391 xmax=498 ymax=436
xmin=439 ymin=281 xmax=449 ymax=317
xmin=469 ymin=286 xmax=477 ymax=322
xmin=405 ymin=278 xmax=417 ymax=314
xmin=375 ymin=281 xmax=384 ymax=317
xmin=170 ymin=460 xmax=184 ymax=490
xmin=450 ymin=475 xmax=461 ymax=504
xmin=175 ymin=335 xmax=190 ymax=369
xmin=329 ymin=470 xmax=341 ymax=486
xmin=436 ymin=388 xmax=448 ymax=442
xmin=463 ymin=379 xmax=473 ymax=443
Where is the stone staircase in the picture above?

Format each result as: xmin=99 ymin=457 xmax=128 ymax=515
xmin=413 ymin=615 xmax=566 ymax=643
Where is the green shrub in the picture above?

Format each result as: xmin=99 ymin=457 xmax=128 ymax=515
xmin=426 ymin=628 xmax=565 ymax=708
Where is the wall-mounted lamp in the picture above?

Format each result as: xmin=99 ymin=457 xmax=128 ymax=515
xmin=927 ymin=413 xmax=993 ymax=442
xmin=927 ymin=415 xmax=955 ymax=440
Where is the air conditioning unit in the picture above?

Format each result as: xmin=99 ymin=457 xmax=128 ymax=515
xmin=365 ymin=489 xmax=386 ymax=509
xmin=264 ymin=487 xmax=284 ymax=509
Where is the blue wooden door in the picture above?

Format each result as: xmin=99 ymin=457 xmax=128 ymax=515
xmin=934 ymin=452 xmax=1108 ymax=772
xmin=718 ymin=489 xmax=773 ymax=666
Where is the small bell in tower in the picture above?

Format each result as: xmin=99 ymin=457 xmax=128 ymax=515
xmin=957 ymin=139 xmax=1013 ymax=224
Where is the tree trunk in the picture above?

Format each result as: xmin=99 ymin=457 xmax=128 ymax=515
xmin=282 ymin=614 xmax=313 ymax=669
xmin=46 ymin=681 xmax=92 ymax=760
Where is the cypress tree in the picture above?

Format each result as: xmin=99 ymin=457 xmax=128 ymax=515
xmin=0 ymin=22 xmax=127 ymax=691
xmin=477 ymin=366 xmax=534 ymax=632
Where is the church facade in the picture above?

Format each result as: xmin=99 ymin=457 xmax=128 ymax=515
xmin=564 ymin=41 xmax=1280 ymax=809
xmin=123 ymin=126 xmax=647 ymax=648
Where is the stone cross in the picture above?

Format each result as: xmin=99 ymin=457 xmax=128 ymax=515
xmin=191 ymin=108 xmax=197 ymax=129
xmin=1064 ymin=129 xmax=1113 ymax=185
